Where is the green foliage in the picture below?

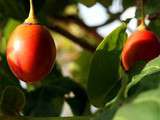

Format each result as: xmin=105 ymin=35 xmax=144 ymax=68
xmin=0 ymin=0 xmax=160 ymax=120
xmin=23 ymin=64 xmax=89 ymax=116
xmin=79 ymin=0 xmax=96 ymax=7
xmin=0 ymin=0 xmax=74 ymax=23
xmin=0 ymin=19 xmax=20 ymax=54
xmin=98 ymin=0 xmax=112 ymax=7
xmin=71 ymin=50 xmax=92 ymax=87
xmin=149 ymin=19 xmax=160 ymax=36
xmin=122 ymin=0 xmax=134 ymax=9
xmin=125 ymin=56 xmax=160 ymax=97
xmin=0 ymin=53 xmax=21 ymax=91
xmin=122 ymin=0 xmax=160 ymax=20
xmin=42 ymin=0 xmax=72 ymax=17
xmin=24 ymin=86 xmax=64 ymax=117
xmin=144 ymin=0 xmax=160 ymax=14
xmin=79 ymin=0 xmax=112 ymax=7
xmin=92 ymin=106 xmax=118 ymax=120
xmin=87 ymin=23 xmax=127 ymax=107
xmin=0 ymin=116 xmax=91 ymax=120
xmin=0 ymin=0 xmax=27 ymax=20
xmin=113 ymin=88 xmax=160 ymax=120
xmin=135 ymin=0 xmax=160 ymax=18
xmin=0 ymin=86 xmax=25 ymax=115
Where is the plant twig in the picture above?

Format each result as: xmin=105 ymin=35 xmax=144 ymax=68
xmin=148 ymin=12 xmax=160 ymax=20
xmin=47 ymin=24 xmax=96 ymax=52
xmin=53 ymin=12 xmax=122 ymax=37
xmin=53 ymin=15 xmax=103 ymax=43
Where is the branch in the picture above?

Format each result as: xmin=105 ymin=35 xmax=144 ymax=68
xmin=47 ymin=24 xmax=96 ymax=52
xmin=46 ymin=9 xmax=123 ymax=52
xmin=148 ymin=12 xmax=160 ymax=20
xmin=51 ymin=10 xmax=123 ymax=45
xmin=53 ymin=15 xmax=103 ymax=43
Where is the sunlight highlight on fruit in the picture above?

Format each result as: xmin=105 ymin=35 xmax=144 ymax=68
xmin=13 ymin=39 xmax=21 ymax=51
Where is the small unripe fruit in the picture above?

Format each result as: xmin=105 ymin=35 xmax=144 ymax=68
xmin=6 ymin=24 xmax=56 ymax=82
xmin=121 ymin=29 xmax=160 ymax=71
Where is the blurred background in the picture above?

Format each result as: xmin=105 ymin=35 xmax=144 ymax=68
xmin=0 ymin=0 xmax=159 ymax=117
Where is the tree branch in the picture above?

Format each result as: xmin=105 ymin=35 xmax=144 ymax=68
xmin=53 ymin=15 xmax=103 ymax=43
xmin=148 ymin=12 xmax=160 ymax=20
xmin=46 ymin=9 xmax=123 ymax=52
xmin=47 ymin=24 xmax=96 ymax=52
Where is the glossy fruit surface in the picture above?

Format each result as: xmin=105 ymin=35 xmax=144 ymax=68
xmin=122 ymin=29 xmax=160 ymax=71
xmin=6 ymin=24 xmax=56 ymax=83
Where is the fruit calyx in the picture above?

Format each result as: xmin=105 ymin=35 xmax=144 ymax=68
xmin=24 ymin=0 xmax=38 ymax=24
xmin=137 ymin=19 xmax=146 ymax=31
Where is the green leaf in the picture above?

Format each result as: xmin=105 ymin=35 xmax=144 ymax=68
xmin=92 ymin=106 xmax=118 ymax=120
xmin=62 ymin=78 xmax=90 ymax=115
xmin=24 ymin=64 xmax=65 ymax=116
xmin=0 ymin=54 xmax=21 ymax=92
xmin=40 ymin=66 xmax=89 ymax=116
xmin=71 ymin=50 xmax=93 ymax=87
xmin=0 ymin=86 xmax=25 ymax=116
xmin=144 ymin=0 xmax=160 ymax=15
xmin=0 ymin=0 xmax=27 ymax=20
xmin=24 ymin=86 xmax=64 ymax=117
xmin=149 ymin=19 xmax=160 ymax=36
xmin=87 ymin=23 xmax=127 ymax=107
xmin=122 ymin=0 xmax=134 ymax=9
xmin=0 ymin=18 xmax=20 ymax=54
xmin=98 ymin=0 xmax=112 ymax=7
xmin=47 ymin=77 xmax=89 ymax=116
xmin=0 ymin=0 xmax=44 ymax=21
xmin=125 ymin=56 xmax=160 ymax=97
xmin=0 ymin=116 xmax=91 ymax=120
xmin=66 ymin=96 xmax=90 ymax=116
xmin=42 ymin=0 xmax=70 ymax=17
xmin=79 ymin=0 xmax=96 ymax=7
xmin=136 ymin=0 xmax=160 ymax=18
xmin=0 ymin=0 xmax=75 ymax=22
xmin=113 ymin=88 xmax=160 ymax=120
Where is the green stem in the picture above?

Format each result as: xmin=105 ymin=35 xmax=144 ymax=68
xmin=137 ymin=0 xmax=146 ymax=30
xmin=140 ymin=0 xmax=144 ymax=21
xmin=24 ymin=0 xmax=38 ymax=24
xmin=105 ymin=79 xmax=128 ymax=108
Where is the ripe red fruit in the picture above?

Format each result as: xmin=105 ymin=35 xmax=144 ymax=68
xmin=6 ymin=24 xmax=56 ymax=83
xmin=121 ymin=29 xmax=160 ymax=71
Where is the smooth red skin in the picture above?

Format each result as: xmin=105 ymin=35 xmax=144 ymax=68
xmin=6 ymin=24 xmax=56 ymax=83
xmin=122 ymin=30 xmax=160 ymax=71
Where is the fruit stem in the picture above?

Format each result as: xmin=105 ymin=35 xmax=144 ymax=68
xmin=137 ymin=0 xmax=146 ymax=30
xmin=140 ymin=0 xmax=144 ymax=21
xmin=24 ymin=0 xmax=38 ymax=24
xmin=137 ymin=19 xmax=146 ymax=30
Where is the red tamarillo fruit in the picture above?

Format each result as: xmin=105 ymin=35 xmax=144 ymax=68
xmin=6 ymin=0 xmax=56 ymax=82
xmin=121 ymin=26 xmax=160 ymax=71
